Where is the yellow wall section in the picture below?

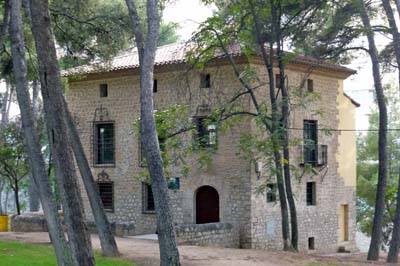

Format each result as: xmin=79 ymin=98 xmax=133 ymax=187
xmin=336 ymin=80 xmax=357 ymax=187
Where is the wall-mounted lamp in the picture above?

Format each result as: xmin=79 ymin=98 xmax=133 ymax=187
xmin=255 ymin=161 xmax=263 ymax=180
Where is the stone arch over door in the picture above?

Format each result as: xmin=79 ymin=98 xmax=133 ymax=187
xmin=196 ymin=185 xmax=220 ymax=224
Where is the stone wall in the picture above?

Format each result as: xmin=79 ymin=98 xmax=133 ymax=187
xmin=176 ymin=222 xmax=239 ymax=248
xmin=66 ymin=60 xmax=357 ymax=252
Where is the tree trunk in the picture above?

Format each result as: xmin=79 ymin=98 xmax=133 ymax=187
xmin=28 ymin=1 xmax=95 ymax=265
xmin=381 ymin=0 xmax=400 ymax=262
xmin=29 ymin=80 xmax=40 ymax=210
xmin=358 ymin=0 xmax=389 ymax=261
xmin=14 ymin=179 xmax=20 ymax=215
xmin=125 ymin=0 xmax=181 ymax=265
xmin=63 ymin=100 xmax=120 ymax=257
xmin=9 ymin=0 xmax=72 ymax=265
xmin=273 ymin=0 xmax=298 ymax=250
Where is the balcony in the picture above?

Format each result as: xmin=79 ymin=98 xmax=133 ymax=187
xmin=300 ymin=144 xmax=328 ymax=166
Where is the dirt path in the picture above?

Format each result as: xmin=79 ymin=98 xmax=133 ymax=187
xmin=0 ymin=232 xmax=389 ymax=266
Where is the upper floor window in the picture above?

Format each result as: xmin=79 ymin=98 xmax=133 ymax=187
xmin=194 ymin=117 xmax=217 ymax=148
xmin=306 ymin=181 xmax=316 ymax=206
xmin=94 ymin=122 xmax=115 ymax=165
xmin=307 ymin=79 xmax=314 ymax=92
xmin=153 ymin=79 xmax=158 ymax=93
xmin=266 ymin=183 xmax=277 ymax=203
xmin=97 ymin=181 xmax=114 ymax=212
xmin=303 ymin=120 xmax=317 ymax=165
xmin=100 ymin=84 xmax=108 ymax=97
xmin=200 ymin=73 xmax=211 ymax=88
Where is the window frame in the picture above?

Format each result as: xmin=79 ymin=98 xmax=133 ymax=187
xmin=93 ymin=121 xmax=115 ymax=167
xmin=193 ymin=116 xmax=218 ymax=149
xmin=200 ymin=73 xmax=211 ymax=88
xmin=142 ymin=183 xmax=156 ymax=214
xmin=303 ymin=120 xmax=318 ymax=166
xmin=97 ymin=181 xmax=114 ymax=212
xmin=100 ymin=84 xmax=108 ymax=98
xmin=306 ymin=181 xmax=316 ymax=206
xmin=266 ymin=183 xmax=277 ymax=203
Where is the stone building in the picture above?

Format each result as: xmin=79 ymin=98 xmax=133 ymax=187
xmin=64 ymin=43 xmax=358 ymax=252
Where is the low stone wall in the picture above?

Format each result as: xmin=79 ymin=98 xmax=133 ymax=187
xmin=10 ymin=213 xmax=135 ymax=237
xmin=10 ymin=213 xmax=49 ymax=232
xmin=176 ymin=222 xmax=239 ymax=248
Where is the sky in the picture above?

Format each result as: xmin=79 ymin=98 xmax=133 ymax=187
xmin=164 ymin=0 xmax=387 ymax=131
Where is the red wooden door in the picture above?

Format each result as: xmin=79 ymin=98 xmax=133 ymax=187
xmin=196 ymin=186 xmax=220 ymax=224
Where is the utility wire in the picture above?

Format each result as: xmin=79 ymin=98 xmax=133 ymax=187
xmin=287 ymin=127 xmax=400 ymax=132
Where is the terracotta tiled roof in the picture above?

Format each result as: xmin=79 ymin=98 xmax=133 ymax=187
xmin=63 ymin=42 xmax=356 ymax=77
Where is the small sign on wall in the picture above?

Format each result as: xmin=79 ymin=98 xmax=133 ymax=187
xmin=168 ymin=177 xmax=180 ymax=190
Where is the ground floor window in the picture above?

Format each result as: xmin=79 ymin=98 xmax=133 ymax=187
xmin=97 ymin=181 xmax=114 ymax=212
xmin=142 ymin=183 xmax=155 ymax=213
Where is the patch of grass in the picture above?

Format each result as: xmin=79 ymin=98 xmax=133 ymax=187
xmin=0 ymin=240 xmax=134 ymax=266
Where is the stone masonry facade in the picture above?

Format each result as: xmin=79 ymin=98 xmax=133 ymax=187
xmin=66 ymin=48 xmax=357 ymax=252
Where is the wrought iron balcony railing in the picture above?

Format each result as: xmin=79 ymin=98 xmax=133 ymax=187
xmin=300 ymin=144 xmax=328 ymax=166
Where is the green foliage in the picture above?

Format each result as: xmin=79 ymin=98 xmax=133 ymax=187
xmin=0 ymin=240 xmax=134 ymax=266
xmin=357 ymin=83 xmax=400 ymax=247
xmin=0 ymin=121 xmax=30 ymax=214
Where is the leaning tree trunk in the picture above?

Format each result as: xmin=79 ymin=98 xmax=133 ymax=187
xmin=29 ymin=80 xmax=40 ymax=212
xmin=9 ymin=0 xmax=72 ymax=265
xmin=28 ymin=1 xmax=95 ymax=265
xmin=63 ymin=99 xmax=120 ymax=257
xmin=358 ymin=0 xmax=389 ymax=261
xmin=381 ymin=0 xmax=400 ymax=262
xmin=125 ymin=0 xmax=181 ymax=265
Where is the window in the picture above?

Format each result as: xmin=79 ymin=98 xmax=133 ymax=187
xmin=194 ymin=117 xmax=217 ymax=148
xmin=307 ymin=79 xmax=314 ymax=92
xmin=308 ymin=237 xmax=315 ymax=250
xmin=200 ymin=73 xmax=211 ymax=88
xmin=266 ymin=184 xmax=277 ymax=203
xmin=100 ymin=84 xmax=108 ymax=97
xmin=275 ymin=74 xmax=281 ymax=88
xmin=153 ymin=79 xmax=158 ymax=93
xmin=94 ymin=122 xmax=115 ymax=165
xmin=306 ymin=182 xmax=316 ymax=206
xmin=97 ymin=182 xmax=113 ymax=212
xmin=143 ymin=183 xmax=155 ymax=213
xmin=303 ymin=120 xmax=318 ymax=165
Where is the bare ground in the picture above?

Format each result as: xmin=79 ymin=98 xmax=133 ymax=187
xmin=0 ymin=232 xmax=392 ymax=266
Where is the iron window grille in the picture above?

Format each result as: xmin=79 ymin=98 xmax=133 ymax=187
xmin=93 ymin=122 xmax=115 ymax=167
xmin=301 ymin=144 xmax=328 ymax=166
xmin=193 ymin=116 xmax=217 ymax=149
xmin=266 ymin=183 xmax=277 ymax=203
xmin=306 ymin=182 xmax=316 ymax=206
xmin=97 ymin=181 xmax=114 ymax=212
xmin=142 ymin=183 xmax=155 ymax=214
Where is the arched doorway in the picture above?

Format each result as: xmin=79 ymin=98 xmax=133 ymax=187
xmin=196 ymin=185 xmax=220 ymax=224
